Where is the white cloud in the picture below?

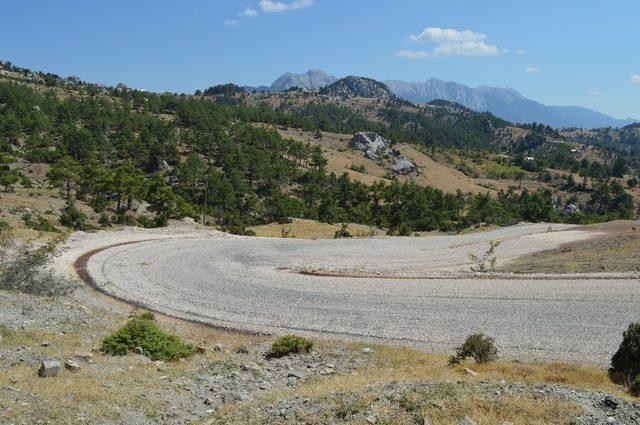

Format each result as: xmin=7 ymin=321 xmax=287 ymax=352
xmin=259 ymin=0 xmax=313 ymax=13
xmin=224 ymin=19 xmax=239 ymax=26
xmin=240 ymin=8 xmax=258 ymax=17
xmin=525 ymin=66 xmax=542 ymax=73
xmin=409 ymin=27 xmax=486 ymax=44
xmin=587 ymin=88 xmax=602 ymax=98
xmin=398 ymin=27 xmax=504 ymax=58
xmin=517 ymin=49 xmax=527 ymax=55
xmin=630 ymin=75 xmax=640 ymax=86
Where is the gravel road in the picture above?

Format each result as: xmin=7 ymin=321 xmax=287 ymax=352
xmin=76 ymin=223 xmax=640 ymax=365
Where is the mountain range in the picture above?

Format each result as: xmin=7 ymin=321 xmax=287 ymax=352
xmin=246 ymin=70 xmax=636 ymax=129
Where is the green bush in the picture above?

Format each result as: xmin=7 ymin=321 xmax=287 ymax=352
xmin=101 ymin=312 xmax=195 ymax=361
xmin=630 ymin=375 xmax=640 ymax=397
xmin=0 ymin=235 xmax=76 ymax=296
xmin=449 ymin=333 xmax=499 ymax=365
xmin=609 ymin=323 xmax=640 ymax=387
xmin=59 ymin=200 xmax=86 ymax=230
xmin=269 ymin=334 xmax=314 ymax=358
xmin=334 ymin=223 xmax=352 ymax=238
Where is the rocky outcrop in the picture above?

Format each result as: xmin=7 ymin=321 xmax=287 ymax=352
xmin=349 ymin=132 xmax=389 ymax=159
xmin=320 ymin=76 xmax=395 ymax=100
xmin=348 ymin=132 xmax=417 ymax=175
xmin=388 ymin=152 xmax=417 ymax=175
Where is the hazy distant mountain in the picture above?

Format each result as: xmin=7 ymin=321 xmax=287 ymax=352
xmin=384 ymin=79 xmax=637 ymax=129
xmin=319 ymin=76 xmax=395 ymax=100
xmin=270 ymin=69 xmax=338 ymax=91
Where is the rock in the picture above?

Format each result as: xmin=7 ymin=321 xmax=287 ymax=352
xmin=38 ymin=359 xmax=61 ymax=377
xmin=197 ymin=346 xmax=207 ymax=355
xmin=459 ymin=416 xmax=478 ymax=425
xmin=287 ymin=369 xmax=308 ymax=379
xmin=362 ymin=347 xmax=374 ymax=354
xmin=366 ymin=414 xmax=377 ymax=424
xmin=133 ymin=346 xmax=143 ymax=355
xmin=429 ymin=400 xmax=445 ymax=410
xmin=464 ymin=367 xmax=478 ymax=377
xmin=258 ymin=381 xmax=272 ymax=390
xmin=64 ymin=359 xmax=81 ymax=372
xmin=388 ymin=153 xmax=417 ymax=175
xmin=213 ymin=343 xmax=224 ymax=352
xmin=603 ymin=397 xmax=618 ymax=410
xmin=158 ymin=160 xmax=172 ymax=172
xmin=41 ymin=341 xmax=51 ymax=347
xmin=349 ymin=132 xmax=389 ymax=159
xmin=75 ymin=352 xmax=93 ymax=361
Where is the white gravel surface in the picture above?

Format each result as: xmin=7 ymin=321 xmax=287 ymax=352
xmin=62 ymin=223 xmax=640 ymax=365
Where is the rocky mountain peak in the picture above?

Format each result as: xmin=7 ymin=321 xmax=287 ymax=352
xmin=270 ymin=69 xmax=338 ymax=91
xmin=320 ymin=76 xmax=395 ymax=100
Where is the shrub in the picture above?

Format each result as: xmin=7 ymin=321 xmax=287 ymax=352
xmin=101 ymin=312 xmax=195 ymax=361
xmin=268 ymin=334 xmax=314 ymax=358
xmin=0 ymin=235 xmax=76 ymax=296
xmin=468 ymin=240 xmax=501 ymax=272
xmin=22 ymin=212 xmax=59 ymax=233
xmin=334 ymin=223 xmax=352 ymax=238
xmin=609 ymin=323 xmax=640 ymax=386
xmin=59 ymin=200 xmax=86 ymax=230
xmin=449 ymin=333 xmax=499 ymax=365
xmin=630 ymin=375 xmax=640 ymax=397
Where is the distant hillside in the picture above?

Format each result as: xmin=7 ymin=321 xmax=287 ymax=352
xmin=319 ymin=76 xmax=395 ymax=100
xmin=384 ymin=78 xmax=637 ymax=129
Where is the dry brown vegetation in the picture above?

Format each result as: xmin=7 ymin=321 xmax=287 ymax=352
xmin=249 ymin=219 xmax=383 ymax=239
xmin=502 ymin=225 xmax=640 ymax=273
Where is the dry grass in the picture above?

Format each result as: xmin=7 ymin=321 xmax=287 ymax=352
xmin=0 ymin=305 xmax=266 ymax=424
xmin=502 ymin=228 xmax=640 ymax=273
xmin=204 ymin=341 xmax=627 ymax=424
xmin=249 ymin=219 xmax=383 ymax=239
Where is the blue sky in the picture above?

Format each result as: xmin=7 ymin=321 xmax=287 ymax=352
xmin=2 ymin=0 xmax=639 ymax=119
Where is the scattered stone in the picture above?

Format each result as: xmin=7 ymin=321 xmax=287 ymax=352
xmin=464 ymin=367 xmax=478 ymax=377
xmin=213 ymin=343 xmax=223 ymax=352
xmin=41 ymin=341 xmax=51 ymax=347
xmin=362 ymin=347 xmax=374 ymax=354
xmin=429 ymin=400 xmax=446 ymax=410
xmin=603 ymin=396 xmax=618 ymax=410
xmin=235 ymin=346 xmax=249 ymax=354
xmin=197 ymin=346 xmax=207 ymax=355
xmin=258 ymin=382 xmax=272 ymax=390
xmin=287 ymin=369 xmax=308 ymax=380
xmin=366 ymin=414 xmax=377 ymax=424
xmin=75 ymin=352 xmax=93 ymax=361
xmin=64 ymin=359 xmax=81 ymax=372
xmin=38 ymin=359 xmax=61 ymax=378
xmin=459 ymin=416 xmax=478 ymax=425
xmin=133 ymin=346 xmax=143 ymax=355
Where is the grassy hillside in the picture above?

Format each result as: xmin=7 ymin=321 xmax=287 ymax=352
xmin=0 ymin=61 xmax=638 ymax=239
